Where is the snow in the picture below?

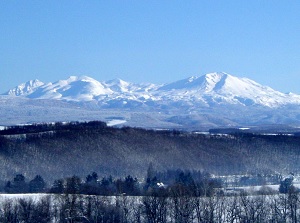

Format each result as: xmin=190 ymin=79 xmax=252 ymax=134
xmin=4 ymin=73 xmax=300 ymax=108
xmin=227 ymin=183 xmax=300 ymax=193
xmin=8 ymin=76 xmax=114 ymax=101
xmin=2 ymin=73 xmax=300 ymax=129
xmin=104 ymin=78 xmax=131 ymax=93
xmin=0 ymin=193 xmax=49 ymax=203
xmin=239 ymin=127 xmax=250 ymax=130
xmin=5 ymin=79 xmax=44 ymax=96
xmin=150 ymin=72 xmax=300 ymax=108
xmin=225 ymin=185 xmax=279 ymax=192
xmin=107 ymin=119 xmax=127 ymax=126
xmin=261 ymin=133 xmax=294 ymax=136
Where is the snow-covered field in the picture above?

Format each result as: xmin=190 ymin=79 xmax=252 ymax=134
xmin=0 ymin=193 xmax=49 ymax=202
xmin=106 ymin=119 xmax=127 ymax=126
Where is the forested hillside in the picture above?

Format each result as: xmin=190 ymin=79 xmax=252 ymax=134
xmin=0 ymin=121 xmax=300 ymax=182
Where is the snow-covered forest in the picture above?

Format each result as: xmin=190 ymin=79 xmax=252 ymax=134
xmin=1 ymin=121 xmax=300 ymax=222
xmin=1 ymin=121 xmax=300 ymax=182
xmin=1 ymin=191 xmax=300 ymax=222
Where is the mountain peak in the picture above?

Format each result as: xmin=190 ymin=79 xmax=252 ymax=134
xmin=105 ymin=78 xmax=129 ymax=85
xmin=6 ymin=79 xmax=44 ymax=96
xmin=205 ymin=72 xmax=229 ymax=78
xmin=64 ymin=75 xmax=98 ymax=83
xmin=2 ymin=72 xmax=300 ymax=129
xmin=104 ymin=78 xmax=132 ymax=93
xmin=3 ymin=72 xmax=300 ymax=108
xmin=158 ymin=72 xmax=230 ymax=91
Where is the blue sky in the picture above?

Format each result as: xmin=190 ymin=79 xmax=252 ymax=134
xmin=1 ymin=1 xmax=300 ymax=93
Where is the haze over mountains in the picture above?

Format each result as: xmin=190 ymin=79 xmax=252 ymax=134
xmin=2 ymin=72 xmax=300 ymax=130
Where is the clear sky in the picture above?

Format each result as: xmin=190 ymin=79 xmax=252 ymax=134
xmin=1 ymin=1 xmax=300 ymax=93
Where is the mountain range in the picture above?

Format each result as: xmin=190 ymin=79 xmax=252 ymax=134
xmin=2 ymin=72 xmax=300 ymax=130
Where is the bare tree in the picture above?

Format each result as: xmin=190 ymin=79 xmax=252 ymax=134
xmin=142 ymin=195 xmax=168 ymax=223
xmin=0 ymin=199 xmax=19 ymax=223
xmin=170 ymin=195 xmax=195 ymax=223
xmin=288 ymin=191 xmax=299 ymax=223
xmin=225 ymin=195 xmax=242 ymax=223
xmin=239 ymin=193 xmax=268 ymax=222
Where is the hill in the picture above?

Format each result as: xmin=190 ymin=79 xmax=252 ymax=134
xmin=1 ymin=121 xmax=300 ymax=183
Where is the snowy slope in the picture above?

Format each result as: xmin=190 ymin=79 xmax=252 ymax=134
xmin=6 ymin=72 xmax=300 ymax=108
xmin=155 ymin=72 xmax=300 ymax=107
xmin=6 ymin=79 xmax=44 ymax=96
xmin=2 ymin=72 xmax=300 ymax=129
xmin=8 ymin=76 xmax=113 ymax=101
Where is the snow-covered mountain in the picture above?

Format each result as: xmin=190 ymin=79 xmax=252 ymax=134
xmin=6 ymin=79 xmax=44 ymax=96
xmin=157 ymin=73 xmax=300 ymax=107
xmin=6 ymin=76 xmax=114 ymax=101
xmin=2 ymin=72 xmax=300 ymax=129
xmin=5 ymin=72 xmax=300 ymax=107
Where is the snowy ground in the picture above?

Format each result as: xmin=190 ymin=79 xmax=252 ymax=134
xmin=106 ymin=119 xmax=127 ymax=126
xmin=224 ymin=183 xmax=300 ymax=194
xmin=0 ymin=193 xmax=50 ymax=203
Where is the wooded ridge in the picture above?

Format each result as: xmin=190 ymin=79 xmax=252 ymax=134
xmin=0 ymin=121 xmax=300 ymax=183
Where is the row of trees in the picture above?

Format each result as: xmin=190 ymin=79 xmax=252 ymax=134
xmin=3 ymin=170 xmax=296 ymax=197
xmin=4 ymin=174 xmax=46 ymax=194
xmin=1 ymin=192 xmax=300 ymax=222
xmin=2 ymin=170 xmax=222 ymax=197
xmin=0 ymin=121 xmax=107 ymax=136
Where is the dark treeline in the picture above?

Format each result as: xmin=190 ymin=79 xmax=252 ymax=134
xmin=1 ymin=170 xmax=300 ymax=223
xmin=1 ymin=121 xmax=300 ymax=183
xmin=0 ymin=121 xmax=107 ymax=136
xmin=2 ymin=168 xmax=221 ymax=198
xmin=0 ymin=170 xmax=298 ymax=223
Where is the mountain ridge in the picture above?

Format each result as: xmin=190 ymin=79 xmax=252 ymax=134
xmin=2 ymin=72 xmax=300 ymax=129
xmin=3 ymin=72 xmax=300 ymax=108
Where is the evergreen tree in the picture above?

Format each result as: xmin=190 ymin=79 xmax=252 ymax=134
xmin=12 ymin=174 xmax=28 ymax=193
xmin=65 ymin=175 xmax=81 ymax=194
xmin=82 ymin=172 xmax=100 ymax=195
xmin=144 ymin=162 xmax=159 ymax=193
xmin=86 ymin=172 xmax=98 ymax=183
xmin=29 ymin=175 xmax=46 ymax=193
xmin=279 ymin=177 xmax=294 ymax=194
xmin=49 ymin=179 xmax=64 ymax=194
xmin=4 ymin=181 xmax=13 ymax=193
xmin=100 ymin=176 xmax=115 ymax=195
xmin=123 ymin=175 xmax=140 ymax=195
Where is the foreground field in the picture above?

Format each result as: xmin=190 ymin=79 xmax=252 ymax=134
xmin=1 ymin=192 xmax=300 ymax=223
